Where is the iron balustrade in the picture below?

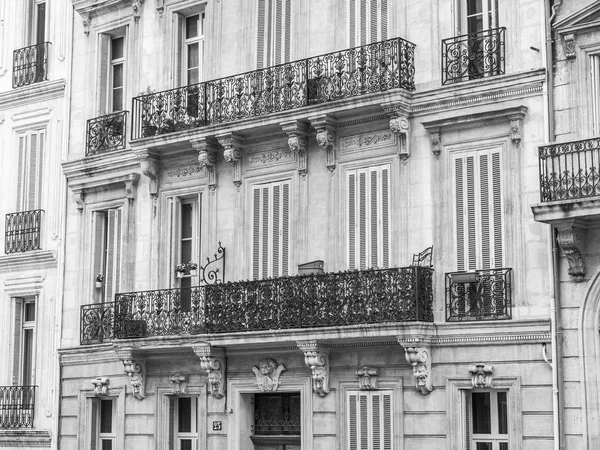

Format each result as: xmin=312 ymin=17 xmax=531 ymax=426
xmin=538 ymin=137 xmax=600 ymax=202
xmin=132 ymin=37 xmax=415 ymax=139
xmin=441 ymin=27 xmax=505 ymax=85
xmin=445 ymin=268 xmax=512 ymax=321
xmin=13 ymin=42 xmax=50 ymax=88
xmin=80 ymin=302 xmax=115 ymax=345
xmin=86 ymin=111 xmax=128 ymax=156
xmin=0 ymin=386 xmax=36 ymax=428
xmin=252 ymin=393 xmax=301 ymax=435
xmin=5 ymin=210 xmax=43 ymax=254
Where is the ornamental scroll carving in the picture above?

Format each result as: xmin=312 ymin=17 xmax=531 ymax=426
xmin=123 ymin=360 xmax=146 ymax=400
xmin=298 ymin=341 xmax=330 ymax=397
xmin=563 ymin=34 xmax=576 ymax=59
xmin=218 ymin=133 xmax=243 ymax=188
xmin=383 ymin=104 xmax=410 ymax=163
xmin=401 ymin=345 xmax=432 ymax=395
xmin=194 ymin=346 xmax=226 ymax=399
xmin=356 ymin=366 xmax=379 ymax=390
xmin=91 ymin=377 xmax=109 ymax=396
xmin=469 ymin=364 xmax=493 ymax=388
xmin=192 ymin=137 xmax=219 ymax=191
xmin=252 ymin=359 xmax=286 ymax=392
xmin=310 ymin=115 xmax=337 ymax=172
xmin=281 ymin=120 xmax=309 ymax=177
xmin=169 ymin=373 xmax=188 ymax=395
xmin=557 ymin=225 xmax=586 ymax=282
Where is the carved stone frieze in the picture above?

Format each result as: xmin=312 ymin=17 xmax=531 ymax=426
xmin=91 ymin=377 xmax=109 ymax=396
xmin=247 ymin=149 xmax=294 ymax=166
xmin=166 ymin=166 xmax=203 ymax=178
xmin=469 ymin=364 xmax=493 ymax=388
xmin=563 ymin=33 xmax=576 ymax=59
xmin=298 ymin=341 xmax=330 ymax=397
xmin=169 ymin=373 xmax=188 ymax=395
xmin=400 ymin=344 xmax=432 ymax=395
xmin=356 ymin=366 xmax=379 ymax=390
xmin=217 ymin=133 xmax=243 ymax=188
xmin=192 ymin=137 xmax=219 ymax=191
xmin=252 ymin=359 xmax=286 ymax=392
xmin=556 ymin=225 xmax=586 ymax=282
xmin=430 ymin=130 xmax=441 ymax=158
xmin=281 ymin=120 xmax=309 ymax=177
xmin=310 ymin=115 xmax=337 ymax=172
xmin=194 ymin=346 xmax=226 ymax=399
xmin=340 ymin=131 xmax=395 ymax=153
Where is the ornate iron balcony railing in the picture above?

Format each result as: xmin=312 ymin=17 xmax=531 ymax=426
xmin=13 ymin=42 xmax=50 ymax=88
xmin=538 ymin=137 xmax=600 ymax=202
xmin=0 ymin=386 xmax=36 ymax=428
xmin=445 ymin=268 xmax=512 ymax=321
xmin=80 ymin=302 xmax=115 ymax=345
xmin=86 ymin=111 xmax=128 ymax=156
xmin=132 ymin=37 xmax=415 ymax=139
xmin=441 ymin=27 xmax=505 ymax=85
xmin=5 ymin=210 xmax=43 ymax=254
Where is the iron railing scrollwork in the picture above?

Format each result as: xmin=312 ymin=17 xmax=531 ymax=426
xmin=132 ymin=37 xmax=415 ymax=139
xmin=0 ymin=386 xmax=36 ymax=428
xmin=13 ymin=42 xmax=50 ymax=88
xmin=252 ymin=393 xmax=301 ymax=435
xmin=5 ymin=210 xmax=43 ymax=254
xmin=86 ymin=111 xmax=128 ymax=156
xmin=538 ymin=137 xmax=600 ymax=202
xmin=199 ymin=242 xmax=226 ymax=285
xmin=80 ymin=302 xmax=115 ymax=344
xmin=441 ymin=28 xmax=505 ymax=85
xmin=445 ymin=268 xmax=512 ymax=321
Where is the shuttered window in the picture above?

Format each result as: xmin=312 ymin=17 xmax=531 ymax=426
xmin=347 ymin=165 xmax=390 ymax=270
xmin=92 ymin=209 xmax=123 ymax=303
xmin=252 ymin=180 xmax=290 ymax=279
xmin=90 ymin=398 xmax=115 ymax=450
xmin=257 ymin=0 xmax=291 ymax=68
xmin=11 ymin=298 xmax=36 ymax=386
xmin=348 ymin=391 xmax=393 ymax=450
xmin=98 ymin=31 xmax=126 ymax=115
xmin=167 ymin=196 xmax=201 ymax=291
xmin=454 ymin=148 xmax=503 ymax=271
xmin=591 ymin=55 xmax=600 ymax=136
xmin=168 ymin=396 xmax=198 ymax=450
xmin=349 ymin=0 xmax=388 ymax=47
xmin=466 ymin=390 xmax=508 ymax=450
xmin=16 ymin=129 xmax=45 ymax=212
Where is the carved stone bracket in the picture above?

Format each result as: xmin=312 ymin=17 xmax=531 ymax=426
xmin=91 ymin=377 xmax=109 ymax=396
xmin=252 ymin=359 xmax=286 ymax=392
xmin=156 ymin=0 xmax=164 ymax=15
xmin=137 ymin=152 xmax=161 ymax=197
xmin=356 ymin=366 xmax=379 ymax=390
xmin=298 ymin=341 xmax=330 ymax=397
xmin=81 ymin=15 xmax=91 ymax=36
xmin=281 ymin=120 xmax=310 ymax=177
xmin=563 ymin=33 xmax=576 ymax=59
xmin=383 ymin=105 xmax=410 ymax=163
xmin=169 ymin=373 xmax=188 ymax=395
xmin=508 ymin=115 xmax=523 ymax=147
xmin=430 ymin=129 xmax=442 ymax=158
xmin=310 ymin=115 xmax=337 ymax=172
xmin=192 ymin=137 xmax=219 ymax=191
xmin=132 ymin=0 xmax=144 ymax=22
xmin=124 ymin=174 xmax=139 ymax=204
xmin=398 ymin=339 xmax=433 ymax=395
xmin=74 ymin=190 xmax=85 ymax=212
xmin=469 ymin=363 xmax=493 ymax=388
xmin=217 ymin=133 xmax=243 ymax=188
xmin=556 ymin=225 xmax=586 ymax=282
xmin=194 ymin=346 xmax=226 ymax=399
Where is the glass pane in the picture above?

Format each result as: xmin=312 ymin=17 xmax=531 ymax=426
xmin=472 ymin=392 xmax=491 ymax=434
xmin=200 ymin=13 xmax=205 ymax=36
xmin=101 ymin=440 xmax=113 ymax=450
xmin=113 ymin=64 xmax=123 ymax=88
xmin=25 ymin=302 xmax=36 ymax=321
xmin=188 ymin=43 xmax=199 ymax=70
xmin=112 ymin=87 xmax=123 ymax=112
xmin=475 ymin=443 xmax=492 ymax=450
xmin=467 ymin=0 xmax=482 ymax=16
xmin=100 ymin=400 xmax=113 ymax=433
xmin=499 ymin=443 xmax=508 ymax=450
xmin=497 ymin=391 xmax=508 ymax=434
xmin=180 ymin=439 xmax=192 ymax=450
xmin=111 ymin=37 xmax=124 ymax=60
xmin=188 ymin=69 xmax=199 ymax=86
xmin=181 ymin=203 xmax=193 ymax=239
xmin=36 ymin=3 xmax=46 ymax=44
xmin=178 ymin=397 xmax=192 ymax=433
xmin=22 ymin=329 xmax=34 ymax=384
xmin=186 ymin=15 xmax=199 ymax=39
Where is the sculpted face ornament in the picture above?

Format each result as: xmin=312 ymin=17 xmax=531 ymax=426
xmin=252 ymin=358 xmax=286 ymax=391
xmin=91 ymin=377 xmax=109 ymax=397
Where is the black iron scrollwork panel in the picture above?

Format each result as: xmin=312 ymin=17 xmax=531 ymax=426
xmin=86 ymin=111 xmax=128 ymax=156
xmin=5 ymin=210 xmax=43 ymax=254
xmin=13 ymin=42 xmax=50 ymax=88
xmin=0 ymin=386 xmax=36 ymax=428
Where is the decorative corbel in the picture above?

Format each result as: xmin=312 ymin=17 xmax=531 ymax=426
xmin=74 ymin=190 xmax=85 ymax=212
xmin=556 ymin=225 xmax=586 ymax=282
xmin=310 ymin=115 xmax=337 ymax=172
xmin=193 ymin=346 xmax=226 ymax=399
xmin=398 ymin=338 xmax=433 ymax=395
xmin=137 ymin=153 xmax=160 ymax=197
xmin=252 ymin=359 xmax=286 ymax=392
xmin=169 ymin=373 xmax=188 ymax=395
xmin=356 ymin=366 xmax=379 ymax=390
xmin=383 ymin=105 xmax=410 ymax=163
xmin=469 ymin=364 xmax=493 ymax=388
xmin=192 ymin=137 xmax=219 ymax=191
xmin=82 ymin=15 xmax=91 ymax=36
xmin=91 ymin=377 xmax=109 ymax=396
xmin=0 ymin=115 xmax=5 ymax=125
xmin=298 ymin=341 xmax=330 ymax=397
xmin=131 ymin=0 xmax=144 ymax=22
xmin=156 ymin=0 xmax=164 ymax=16
xmin=563 ymin=33 xmax=576 ymax=59
xmin=508 ymin=116 xmax=522 ymax=147
xmin=217 ymin=133 xmax=243 ymax=189
xmin=281 ymin=120 xmax=309 ymax=177
xmin=124 ymin=173 xmax=140 ymax=204
xmin=430 ymin=129 xmax=441 ymax=158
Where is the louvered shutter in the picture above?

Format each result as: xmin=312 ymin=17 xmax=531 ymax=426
xmin=372 ymin=392 xmax=392 ymax=450
xmin=257 ymin=0 xmax=291 ymax=68
xmin=348 ymin=171 xmax=357 ymax=270
xmin=349 ymin=0 xmax=356 ymax=46
xmin=465 ymin=391 xmax=471 ymax=450
xmin=27 ymin=132 xmax=38 ymax=210
xmin=491 ymin=151 xmax=503 ymax=268
xmin=174 ymin=13 xmax=186 ymax=87
xmin=252 ymin=188 xmax=261 ymax=280
xmin=349 ymin=393 xmax=358 ymax=450
xmin=359 ymin=170 xmax=367 ymax=270
xmin=257 ymin=0 xmax=266 ymax=68
xmin=348 ymin=391 xmax=393 ymax=450
xmin=92 ymin=212 xmax=107 ymax=303
xmin=592 ymin=56 xmax=600 ymax=135
xmin=12 ymin=300 xmax=23 ymax=385
xmin=261 ymin=186 xmax=269 ymax=279
xmin=98 ymin=34 xmax=111 ymax=115
xmin=168 ymin=396 xmax=175 ymax=450
xmin=351 ymin=0 xmax=386 ymax=46
xmin=281 ymin=182 xmax=290 ymax=276
xmin=90 ymin=398 xmax=99 ymax=450
xmin=104 ymin=208 xmax=122 ymax=302
xmin=16 ymin=135 xmax=26 ymax=210
xmin=360 ymin=0 xmax=367 ymax=46
xmin=380 ymin=0 xmax=387 ymax=40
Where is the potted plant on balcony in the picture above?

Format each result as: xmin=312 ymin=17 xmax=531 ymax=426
xmin=95 ymin=274 xmax=104 ymax=289
xmin=450 ymin=271 xmax=479 ymax=284
xmin=176 ymin=264 xmax=187 ymax=279
xmin=188 ymin=261 xmax=198 ymax=277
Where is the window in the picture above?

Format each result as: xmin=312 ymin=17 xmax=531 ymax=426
xmin=12 ymin=298 xmax=36 ymax=386
xmin=347 ymin=390 xmax=393 ymax=450
xmin=30 ymin=0 xmax=46 ymax=45
xmin=91 ymin=208 xmax=123 ymax=303
xmin=110 ymin=37 xmax=125 ymax=112
xmin=252 ymin=180 xmax=290 ymax=279
xmin=16 ymin=129 xmax=45 ymax=211
xmin=168 ymin=195 xmax=201 ymax=287
xmin=466 ymin=391 xmax=508 ymax=450
xmin=91 ymin=398 xmax=115 ymax=450
xmin=257 ymin=0 xmax=292 ymax=68
xmin=184 ymin=14 xmax=204 ymax=86
xmin=98 ymin=31 xmax=127 ymax=115
xmin=461 ymin=0 xmax=500 ymax=80
xmin=168 ymin=396 xmax=198 ymax=450
xmin=591 ymin=54 xmax=600 ymax=136
xmin=453 ymin=148 xmax=503 ymax=271
xmin=349 ymin=0 xmax=388 ymax=47
xmin=463 ymin=0 xmax=498 ymax=34
xmin=347 ymin=164 xmax=390 ymax=270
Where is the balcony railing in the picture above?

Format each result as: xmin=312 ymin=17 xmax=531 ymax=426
xmin=13 ymin=42 xmax=50 ymax=88
xmin=0 ymin=386 xmax=36 ymax=428
xmin=132 ymin=37 xmax=415 ymax=139
xmin=80 ymin=266 xmax=433 ymax=343
xmin=445 ymin=268 xmax=512 ymax=321
xmin=86 ymin=111 xmax=128 ymax=156
xmin=441 ymin=28 xmax=505 ymax=85
xmin=5 ymin=210 xmax=43 ymax=254
xmin=538 ymin=137 xmax=600 ymax=202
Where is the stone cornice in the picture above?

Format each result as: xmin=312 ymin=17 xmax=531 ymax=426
xmin=421 ymin=106 xmax=528 ymax=131
xmin=0 ymin=250 xmax=57 ymax=273
xmin=531 ymin=199 xmax=600 ymax=228
xmin=553 ymin=2 xmax=600 ymax=35
xmin=0 ymin=429 xmax=52 ymax=447
xmin=0 ymin=79 xmax=66 ymax=111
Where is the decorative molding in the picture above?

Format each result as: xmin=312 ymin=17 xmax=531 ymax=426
xmin=508 ymin=116 xmax=522 ymax=147
xmin=563 ymin=33 xmax=576 ymax=59
xmin=194 ymin=346 xmax=226 ymax=399
xmin=430 ymin=129 xmax=441 ymax=157
xmin=340 ymin=131 xmax=396 ymax=154
xmin=74 ymin=191 xmax=85 ymax=212
xmin=356 ymin=366 xmax=379 ymax=390
xmin=169 ymin=373 xmax=188 ymax=395
xmin=469 ymin=364 xmax=493 ymax=388
xmin=217 ymin=133 xmax=243 ymax=188
xmin=382 ymin=104 xmax=410 ymax=163
xmin=338 ymin=114 xmax=388 ymax=128
xmin=252 ymin=359 xmax=286 ymax=392
xmin=247 ymin=149 xmax=294 ymax=167
xmin=131 ymin=0 xmax=143 ymax=22
xmin=298 ymin=341 xmax=330 ymax=397
xmin=137 ymin=153 xmax=160 ymax=197
xmin=556 ymin=225 xmax=586 ymax=282
xmin=245 ymin=132 xmax=288 ymax=144
xmin=432 ymin=333 xmax=551 ymax=346
xmin=82 ymin=15 xmax=91 ymax=36
xmin=399 ymin=341 xmax=432 ymax=395
xmin=165 ymin=166 xmax=203 ymax=178
xmin=310 ymin=115 xmax=337 ymax=172
xmin=0 ymin=79 xmax=66 ymax=111
xmin=91 ymin=377 xmax=109 ymax=396
xmin=0 ymin=114 xmax=5 ymax=125
xmin=156 ymin=0 xmax=164 ymax=15
xmin=192 ymin=137 xmax=219 ymax=190
xmin=0 ymin=251 xmax=57 ymax=273
xmin=281 ymin=120 xmax=309 ymax=177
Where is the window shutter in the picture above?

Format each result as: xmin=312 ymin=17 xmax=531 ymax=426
xmin=348 ymin=171 xmax=357 ymax=270
xmin=381 ymin=166 xmax=389 ymax=268
xmin=382 ymin=393 xmax=392 ymax=450
xmin=466 ymin=155 xmax=477 ymax=270
xmin=370 ymin=0 xmax=378 ymax=43
xmin=275 ymin=0 xmax=282 ymax=65
xmin=370 ymin=169 xmax=378 ymax=268
xmin=92 ymin=212 xmax=107 ymax=303
xmin=257 ymin=0 xmax=266 ymax=68
xmin=360 ymin=393 xmax=368 ymax=449
xmin=349 ymin=393 xmax=358 ymax=450
xmin=284 ymin=0 xmax=291 ymax=63
xmin=479 ymin=153 xmax=491 ymax=269
xmin=273 ymin=184 xmax=280 ymax=276
xmin=281 ymin=182 xmax=289 ymax=276
xmin=105 ymin=208 xmax=122 ymax=302
xmin=592 ymin=56 xmax=600 ymax=135
xmin=168 ymin=396 xmax=175 ymax=450
xmin=360 ymin=0 xmax=367 ymax=46
xmin=349 ymin=0 xmax=356 ymax=47
xmin=90 ymin=398 xmax=99 ymax=450
xmin=465 ymin=391 xmax=472 ymax=450
xmin=265 ymin=0 xmax=273 ymax=67
xmin=372 ymin=393 xmax=381 ymax=450
xmin=98 ymin=34 xmax=111 ymax=115
xmin=12 ymin=299 xmax=23 ymax=385
xmin=381 ymin=0 xmax=387 ymax=40
xmin=16 ymin=135 xmax=26 ymax=210
xmin=491 ymin=151 xmax=503 ymax=268
xmin=252 ymin=187 xmax=261 ymax=280
xmin=174 ymin=13 xmax=185 ymax=87
xmin=261 ymin=186 xmax=269 ymax=279
xmin=358 ymin=171 xmax=367 ymax=270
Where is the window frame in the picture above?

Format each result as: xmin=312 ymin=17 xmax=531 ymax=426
xmin=16 ymin=128 xmax=46 ymax=212
xmin=12 ymin=297 xmax=37 ymax=386
xmin=79 ymin=388 xmax=125 ymax=450
xmin=167 ymin=194 xmax=202 ymax=288
xmin=183 ymin=12 xmax=205 ymax=86
xmin=109 ymin=35 xmax=126 ymax=113
xmin=90 ymin=207 xmax=124 ymax=304
xmin=156 ymin=386 xmax=206 ymax=450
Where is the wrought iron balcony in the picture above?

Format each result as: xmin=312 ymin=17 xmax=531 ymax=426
xmin=441 ymin=28 xmax=505 ymax=85
xmin=86 ymin=111 xmax=128 ymax=156
xmin=5 ymin=210 xmax=43 ymax=254
xmin=80 ymin=266 xmax=433 ymax=343
xmin=13 ymin=42 xmax=50 ymax=88
xmin=445 ymin=268 xmax=512 ymax=321
xmin=0 ymin=386 xmax=36 ymax=428
xmin=538 ymin=137 xmax=600 ymax=202
xmin=132 ymin=37 xmax=415 ymax=139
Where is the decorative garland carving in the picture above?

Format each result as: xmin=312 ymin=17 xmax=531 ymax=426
xmin=310 ymin=115 xmax=337 ymax=172
xmin=192 ymin=137 xmax=219 ymax=191
xmin=356 ymin=366 xmax=379 ymax=390
xmin=556 ymin=225 xmax=586 ymax=282
xmin=430 ymin=130 xmax=441 ymax=158
xmin=194 ymin=346 xmax=226 ymax=399
xmin=91 ymin=377 xmax=109 ymax=396
xmin=563 ymin=33 xmax=576 ymax=59
xmin=252 ymin=359 xmax=286 ymax=392
xmin=469 ymin=364 xmax=493 ymax=388
xmin=281 ymin=120 xmax=309 ymax=177
xmin=166 ymin=166 xmax=203 ymax=178
xmin=218 ymin=133 xmax=243 ymax=188
xmin=298 ymin=341 xmax=330 ymax=397
xmin=402 ymin=345 xmax=432 ymax=395
xmin=122 ymin=360 xmax=146 ymax=400
xmin=248 ymin=150 xmax=294 ymax=166
xmin=169 ymin=373 xmax=188 ymax=395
